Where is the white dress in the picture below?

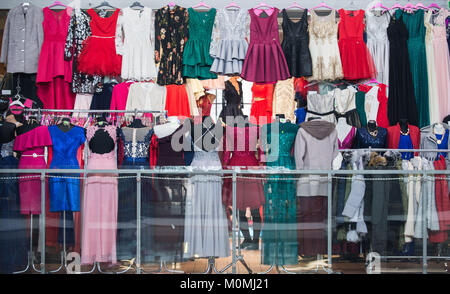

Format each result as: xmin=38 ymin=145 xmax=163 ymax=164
xmin=115 ymin=7 xmax=157 ymax=81
xmin=308 ymin=9 xmax=343 ymax=81
xmin=424 ymin=9 xmax=440 ymax=124
xmin=305 ymin=92 xmax=336 ymax=123
xmin=209 ymin=8 xmax=250 ymax=75
xmin=125 ymin=82 xmax=166 ymax=117
xmin=365 ymin=10 xmax=390 ymax=86
xmin=363 ymin=85 xmax=380 ymax=122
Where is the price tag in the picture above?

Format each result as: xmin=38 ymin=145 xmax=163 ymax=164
xmin=308 ymin=91 xmax=317 ymax=95
xmin=2 ymin=90 xmax=11 ymax=95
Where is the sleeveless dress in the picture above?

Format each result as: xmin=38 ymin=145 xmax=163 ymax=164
xmin=308 ymin=9 xmax=343 ymax=81
xmin=78 ymin=9 xmax=122 ymax=76
xmin=387 ymin=13 xmax=419 ymax=127
xmin=209 ymin=8 xmax=250 ymax=75
xmin=365 ymin=10 xmax=390 ymax=86
xmin=280 ymin=9 xmax=312 ymax=77
xmin=250 ymin=83 xmax=274 ymax=125
xmin=48 ymin=125 xmax=85 ymax=212
xmin=183 ymin=8 xmax=217 ymax=80
xmin=261 ymin=122 xmax=299 ymax=266
xmin=81 ymin=125 xmax=118 ymax=264
xmin=424 ymin=10 xmax=440 ymax=125
xmin=338 ymin=9 xmax=377 ymax=80
xmin=395 ymin=9 xmax=429 ymax=128
xmin=241 ymin=8 xmax=290 ymax=83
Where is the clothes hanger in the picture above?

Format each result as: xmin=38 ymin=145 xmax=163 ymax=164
xmin=94 ymin=1 xmax=116 ymax=10
xmin=344 ymin=0 xmax=358 ymax=11
xmin=47 ymin=1 xmax=67 ymax=8
xmin=254 ymin=2 xmax=274 ymax=9
xmin=311 ymin=2 xmax=333 ymax=11
xmin=402 ymin=1 xmax=416 ymax=13
xmin=388 ymin=2 xmax=404 ymax=10
xmin=369 ymin=1 xmax=389 ymax=12
xmin=414 ymin=2 xmax=429 ymax=10
xmin=225 ymin=2 xmax=241 ymax=9
xmin=427 ymin=3 xmax=441 ymax=10
xmin=130 ymin=1 xmax=144 ymax=9
xmin=287 ymin=2 xmax=305 ymax=10
xmin=192 ymin=2 xmax=212 ymax=9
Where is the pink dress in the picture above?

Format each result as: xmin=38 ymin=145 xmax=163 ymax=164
xmin=81 ymin=125 xmax=118 ymax=264
xmin=109 ymin=81 xmax=134 ymax=117
xmin=240 ymin=8 xmax=290 ymax=83
xmin=13 ymin=126 xmax=52 ymax=215
xmin=36 ymin=7 xmax=75 ymax=110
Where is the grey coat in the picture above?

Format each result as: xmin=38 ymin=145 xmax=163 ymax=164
xmin=0 ymin=4 xmax=44 ymax=73
xmin=420 ymin=123 xmax=450 ymax=161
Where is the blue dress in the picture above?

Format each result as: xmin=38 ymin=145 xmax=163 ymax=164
xmin=435 ymin=130 xmax=449 ymax=160
xmin=354 ymin=127 xmax=388 ymax=149
xmin=48 ymin=126 xmax=86 ymax=212
xmin=398 ymin=134 xmax=414 ymax=160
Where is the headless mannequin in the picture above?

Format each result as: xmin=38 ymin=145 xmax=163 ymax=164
xmin=154 ymin=116 xmax=181 ymax=139
xmin=128 ymin=117 xmax=145 ymax=129
xmin=434 ymin=123 xmax=445 ymax=136
xmin=399 ymin=118 xmax=409 ymax=134
xmin=89 ymin=117 xmax=117 ymax=154
xmin=229 ymin=76 xmax=240 ymax=95
xmin=57 ymin=117 xmax=74 ymax=133
xmin=336 ymin=117 xmax=352 ymax=143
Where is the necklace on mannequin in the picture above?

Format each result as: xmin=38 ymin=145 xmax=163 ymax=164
xmin=400 ymin=128 xmax=410 ymax=136
xmin=368 ymin=126 xmax=378 ymax=137
xmin=433 ymin=130 xmax=443 ymax=145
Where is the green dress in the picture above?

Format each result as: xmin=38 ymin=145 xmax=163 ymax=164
xmin=261 ymin=122 xmax=299 ymax=265
xmin=395 ymin=9 xmax=429 ymax=128
xmin=183 ymin=8 xmax=218 ymax=80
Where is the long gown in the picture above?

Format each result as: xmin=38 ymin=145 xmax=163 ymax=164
xmin=395 ymin=9 xmax=429 ymax=128
xmin=261 ymin=122 xmax=299 ymax=266
xmin=387 ymin=12 xmax=419 ymax=127
xmin=366 ymin=10 xmax=390 ymax=86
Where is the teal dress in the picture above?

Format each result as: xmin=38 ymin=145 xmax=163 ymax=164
xmin=261 ymin=122 xmax=299 ymax=265
xmin=395 ymin=9 xmax=429 ymax=128
xmin=183 ymin=8 xmax=217 ymax=80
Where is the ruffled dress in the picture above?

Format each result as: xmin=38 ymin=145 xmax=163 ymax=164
xmin=209 ymin=9 xmax=250 ymax=75
xmin=183 ymin=8 xmax=217 ymax=80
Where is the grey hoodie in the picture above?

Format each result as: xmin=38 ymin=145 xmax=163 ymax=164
xmin=295 ymin=120 xmax=339 ymax=197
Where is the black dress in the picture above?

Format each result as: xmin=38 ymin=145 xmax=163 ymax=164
xmin=218 ymin=80 xmax=244 ymax=124
xmin=386 ymin=13 xmax=419 ymax=127
xmin=149 ymin=125 xmax=186 ymax=263
xmin=280 ymin=9 xmax=312 ymax=77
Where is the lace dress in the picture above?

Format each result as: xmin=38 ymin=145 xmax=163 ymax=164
xmin=81 ymin=125 xmax=118 ymax=264
xmin=308 ymin=9 xmax=343 ymax=81
xmin=354 ymin=126 xmax=387 ymax=148
xmin=209 ymin=8 xmax=250 ymax=75
xmin=366 ymin=10 xmax=390 ymax=85
xmin=115 ymin=7 xmax=157 ymax=81
xmin=261 ymin=122 xmax=299 ymax=265
xmin=273 ymin=77 xmax=296 ymax=122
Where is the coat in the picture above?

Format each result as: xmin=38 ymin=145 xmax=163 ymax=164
xmin=387 ymin=123 xmax=420 ymax=155
xmin=419 ymin=123 xmax=450 ymax=161
xmin=0 ymin=4 xmax=44 ymax=73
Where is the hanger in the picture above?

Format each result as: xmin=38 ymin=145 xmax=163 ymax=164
xmin=402 ymin=1 xmax=416 ymax=13
xmin=388 ymin=3 xmax=404 ymax=10
xmin=414 ymin=2 xmax=428 ymax=10
xmin=130 ymin=1 xmax=144 ymax=9
xmin=311 ymin=2 xmax=333 ymax=11
xmin=254 ymin=2 xmax=274 ymax=9
xmin=305 ymin=80 xmax=337 ymax=88
xmin=48 ymin=1 xmax=67 ymax=8
xmin=370 ymin=1 xmax=389 ymax=11
xmin=363 ymin=78 xmax=380 ymax=85
xmin=225 ymin=2 xmax=240 ymax=9
xmin=344 ymin=0 xmax=358 ymax=11
xmin=168 ymin=2 xmax=176 ymax=8
xmin=427 ymin=3 xmax=441 ymax=10
xmin=287 ymin=2 xmax=305 ymax=10
xmin=192 ymin=2 xmax=211 ymax=9
xmin=94 ymin=1 xmax=116 ymax=9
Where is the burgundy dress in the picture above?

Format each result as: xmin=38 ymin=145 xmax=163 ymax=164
xmin=222 ymin=125 xmax=265 ymax=210
xmin=241 ymin=8 xmax=291 ymax=83
xmin=13 ymin=126 xmax=52 ymax=215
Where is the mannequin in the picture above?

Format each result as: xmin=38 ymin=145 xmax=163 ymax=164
xmin=89 ymin=116 xmax=117 ymax=155
xmin=367 ymin=120 xmax=377 ymax=134
xmin=153 ymin=116 xmax=181 ymax=138
xmin=399 ymin=118 xmax=409 ymax=134
xmin=336 ymin=117 xmax=353 ymax=143
xmin=228 ymin=76 xmax=240 ymax=95
xmin=57 ymin=117 xmax=74 ymax=133
xmin=128 ymin=117 xmax=145 ymax=129
xmin=0 ymin=115 xmax=16 ymax=143
xmin=433 ymin=123 xmax=445 ymax=136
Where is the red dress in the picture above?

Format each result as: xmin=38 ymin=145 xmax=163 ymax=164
xmin=164 ymin=84 xmax=191 ymax=119
xmin=338 ymin=9 xmax=377 ymax=80
xmin=36 ymin=7 xmax=75 ymax=109
xmin=78 ymin=9 xmax=122 ymax=76
xmin=250 ymin=83 xmax=274 ymax=125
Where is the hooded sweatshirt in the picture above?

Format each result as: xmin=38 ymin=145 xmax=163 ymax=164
xmin=294 ymin=119 xmax=339 ymax=197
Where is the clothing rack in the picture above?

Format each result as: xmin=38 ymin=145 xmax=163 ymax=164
xmin=21 ymin=108 xmax=167 ymax=114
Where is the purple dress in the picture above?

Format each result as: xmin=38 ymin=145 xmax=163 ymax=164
xmin=241 ymin=8 xmax=291 ymax=83
xmin=338 ymin=127 xmax=356 ymax=149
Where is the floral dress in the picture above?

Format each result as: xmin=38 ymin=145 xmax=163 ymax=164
xmin=154 ymin=5 xmax=189 ymax=85
xmin=64 ymin=9 xmax=102 ymax=94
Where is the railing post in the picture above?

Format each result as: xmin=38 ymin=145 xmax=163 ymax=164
xmin=422 ymin=171 xmax=428 ymax=274
xmin=136 ymin=171 xmax=142 ymax=274
xmin=327 ymin=171 xmax=332 ymax=270
xmin=40 ymin=172 xmax=46 ymax=274
xmin=232 ymin=170 xmax=237 ymax=274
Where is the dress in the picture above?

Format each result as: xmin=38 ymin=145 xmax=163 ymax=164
xmin=431 ymin=9 xmax=450 ymax=121
xmin=424 ymin=10 xmax=440 ymax=125
xmin=154 ymin=5 xmax=189 ymax=85
xmin=338 ymin=9 xmax=377 ymax=80
xmin=218 ymin=80 xmax=244 ymax=124
xmin=241 ymin=8 xmax=290 ymax=83
xmin=354 ymin=126 xmax=387 ymax=149
xmin=77 ymin=8 xmax=122 ymax=76
xmin=305 ymin=92 xmax=336 ymax=123
xmin=64 ymin=9 xmax=102 ymax=94
xmin=359 ymin=84 xmax=390 ymax=128
xmin=387 ymin=13 xmax=419 ymax=127
xmin=308 ymin=9 xmax=343 ymax=81
xmin=48 ymin=126 xmax=85 ymax=212
xmin=395 ymin=9 xmax=429 ymax=128
xmin=115 ymin=7 xmax=157 ymax=81
xmin=13 ymin=126 xmax=52 ymax=215
xmin=184 ymin=145 xmax=230 ymax=258
xmin=331 ymin=86 xmax=361 ymax=128
xmin=117 ymin=126 xmax=153 ymax=261
xmin=273 ymin=78 xmax=296 ymax=122
xmin=0 ymin=140 xmax=29 ymax=273
xmin=365 ymin=10 xmax=390 ymax=85
xmin=261 ymin=122 xmax=299 ymax=265
xmin=164 ymin=84 xmax=191 ymax=118
xmin=81 ymin=125 xmax=118 ymax=264
xmin=250 ymin=83 xmax=274 ymax=125
xmin=337 ymin=126 xmax=356 ymax=149
xmin=222 ymin=125 xmax=265 ymax=211
xmin=36 ymin=7 xmax=75 ymax=110
xmin=281 ymin=9 xmax=312 ymax=77
xmin=209 ymin=8 xmax=250 ymax=75
xmin=89 ymin=82 xmax=117 ymax=110
xmin=183 ymin=8 xmax=217 ymax=80
xmin=125 ymin=82 xmax=167 ymax=117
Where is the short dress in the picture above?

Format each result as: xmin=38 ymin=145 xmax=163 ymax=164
xmin=250 ymin=83 xmax=274 ymax=125
xmin=77 ymin=8 xmax=122 ymax=76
